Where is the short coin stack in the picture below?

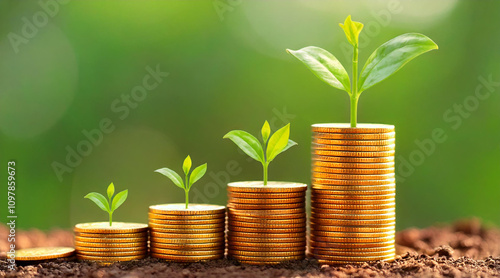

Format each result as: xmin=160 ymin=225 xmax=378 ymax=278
xmin=74 ymin=222 xmax=148 ymax=263
xmin=310 ymin=123 xmax=396 ymax=265
xmin=227 ymin=181 xmax=307 ymax=265
xmin=149 ymin=204 xmax=225 ymax=262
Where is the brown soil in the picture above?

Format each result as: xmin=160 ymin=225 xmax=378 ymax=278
xmin=1 ymin=219 xmax=499 ymax=277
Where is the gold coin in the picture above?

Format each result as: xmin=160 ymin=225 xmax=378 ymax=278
xmin=311 ymin=202 xmax=395 ymax=210
xmin=228 ymin=192 xmax=305 ymax=199
xmin=312 ymin=143 xmax=395 ymax=152
xmin=148 ymin=222 xmax=225 ymax=230
xmin=311 ymin=230 xmax=395 ymax=238
xmin=76 ymin=254 xmax=145 ymax=261
xmin=310 ymin=217 xmax=395 ymax=225
xmin=151 ymin=253 xmax=223 ymax=261
xmin=310 ymin=224 xmax=393 ymax=233
xmin=227 ymin=231 xmax=306 ymax=239
xmin=310 ymin=239 xmax=394 ymax=248
xmin=75 ymin=236 xmax=147 ymax=243
xmin=311 ymin=197 xmax=395 ymax=205
xmin=228 ymin=196 xmax=304 ymax=204
xmin=313 ymin=138 xmax=396 ymax=146
xmin=317 ymin=257 xmax=394 ymax=265
xmin=227 ymin=202 xmax=304 ymax=210
xmin=311 ymin=188 xmax=396 ymax=195
xmin=312 ymin=123 xmax=394 ymax=133
xmin=310 ymin=234 xmax=394 ymax=243
xmin=148 ymin=212 xmax=225 ymax=220
xmin=228 ymin=181 xmax=307 ymax=193
xmin=312 ymin=178 xmax=395 ymax=186
xmin=148 ymin=218 xmax=223 ymax=225
xmin=311 ymin=192 xmax=395 ymax=200
xmin=312 ymin=185 xmax=395 ymax=193
xmin=228 ymin=226 xmax=306 ymax=233
xmin=312 ymin=149 xmax=395 ymax=158
xmin=149 ymin=204 xmax=225 ymax=215
xmin=310 ymin=243 xmax=394 ymax=252
xmin=75 ymin=246 xmax=146 ymax=252
xmin=228 ymin=236 xmax=306 ymax=244
xmin=311 ymin=207 xmax=395 ymax=215
xmin=151 ymin=236 xmax=224 ymax=244
xmin=149 ymin=227 xmax=224 ymax=234
xmin=228 ymin=245 xmax=306 ymax=252
xmin=150 ymin=247 xmax=223 ymax=256
xmin=229 ymin=241 xmax=305 ymax=248
xmin=312 ymin=172 xmax=395 ymax=180
xmin=313 ymin=132 xmax=396 ymax=140
xmin=74 ymin=222 xmax=148 ymax=234
xmin=74 ymin=241 xmax=147 ymax=248
xmin=310 ymin=248 xmax=395 ymax=257
xmin=230 ymin=254 xmax=304 ymax=262
xmin=312 ymin=155 xmax=394 ymax=163
xmin=76 ymin=250 xmax=147 ymax=257
xmin=312 ymin=160 xmax=395 ymax=169
xmin=312 ymin=253 xmax=395 ymax=262
xmin=312 ymin=166 xmax=394 ymax=175
xmin=150 ymin=231 xmax=224 ymax=239
xmin=228 ymin=207 xmax=305 ymax=216
xmin=150 ymin=241 xmax=224 ymax=250
xmin=75 ymin=231 xmax=147 ymax=238
xmin=228 ymin=250 xmax=304 ymax=257
xmin=228 ymin=215 xmax=306 ymax=224
xmin=15 ymin=247 xmax=75 ymax=261
xmin=229 ymin=220 xmax=305 ymax=229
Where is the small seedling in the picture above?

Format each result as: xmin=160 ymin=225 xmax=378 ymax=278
xmin=155 ymin=156 xmax=207 ymax=209
xmin=224 ymin=121 xmax=297 ymax=186
xmin=84 ymin=183 xmax=128 ymax=226
xmin=287 ymin=15 xmax=438 ymax=127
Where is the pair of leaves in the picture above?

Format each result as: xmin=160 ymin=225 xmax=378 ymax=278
xmin=85 ymin=182 xmax=128 ymax=215
xmin=155 ymin=156 xmax=207 ymax=192
xmin=223 ymin=122 xmax=297 ymax=165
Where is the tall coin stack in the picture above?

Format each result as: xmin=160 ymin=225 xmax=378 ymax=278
xmin=310 ymin=124 xmax=396 ymax=265
xmin=227 ymin=181 xmax=307 ymax=265
xmin=74 ymin=222 xmax=148 ymax=263
xmin=149 ymin=204 xmax=226 ymax=262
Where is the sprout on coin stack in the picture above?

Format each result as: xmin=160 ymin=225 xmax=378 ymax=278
xmin=152 ymin=156 xmax=225 ymax=262
xmin=286 ymin=15 xmax=438 ymax=264
xmin=75 ymin=183 xmax=148 ymax=263
xmin=223 ymin=121 xmax=307 ymax=265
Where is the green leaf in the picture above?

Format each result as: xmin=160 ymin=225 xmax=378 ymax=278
xmin=189 ymin=163 xmax=207 ymax=189
xmin=155 ymin=168 xmax=185 ymax=189
xmin=286 ymin=46 xmax=350 ymax=92
xmin=358 ymin=33 xmax=438 ymax=92
xmin=266 ymin=124 xmax=291 ymax=162
xmin=223 ymin=130 xmax=264 ymax=163
xmin=279 ymin=139 xmax=298 ymax=155
xmin=261 ymin=121 xmax=270 ymax=144
xmin=183 ymin=155 xmax=192 ymax=175
xmin=111 ymin=190 xmax=128 ymax=212
xmin=84 ymin=192 xmax=110 ymax=213
xmin=339 ymin=15 xmax=364 ymax=46
xmin=107 ymin=182 xmax=115 ymax=201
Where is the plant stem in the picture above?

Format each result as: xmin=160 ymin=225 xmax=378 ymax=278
xmin=185 ymin=190 xmax=189 ymax=209
xmin=263 ymin=163 xmax=268 ymax=186
xmin=185 ymin=174 xmax=189 ymax=209
xmin=109 ymin=212 xmax=112 ymax=226
xmin=351 ymin=43 xmax=359 ymax=127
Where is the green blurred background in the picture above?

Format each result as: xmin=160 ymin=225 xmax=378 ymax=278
xmin=1 ymin=0 xmax=499 ymax=231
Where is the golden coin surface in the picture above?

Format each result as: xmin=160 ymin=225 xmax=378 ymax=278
xmin=228 ymin=215 xmax=306 ymax=224
xmin=310 ymin=239 xmax=395 ymax=248
xmin=150 ymin=231 xmax=224 ymax=239
xmin=312 ymin=253 xmax=395 ymax=262
xmin=312 ymin=123 xmax=395 ymax=133
xmin=228 ymin=192 xmax=305 ymax=199
xmin=228 ymin=207 xmax=306 ymax=216
xmin=312 ymin=143 xmax=395 ymax=152
xmin=151 ymin=236 xmax=224 ymax=244
xmin=228 ymin=236 xmax=306 ymax=244
xmin=311 ymin=197 xmax=395 ymax=205
xmin=15 ymin=247 xmax=75 ymax=261
xmin=74 ymin=241 xmax=147 ymax=248
xmin=313 ymin=138 xmax=396 ymax=146
xmin=228 ymin=226 xmax=306 ymax=233
xmin=149 ymin=227 xmax=224 ymax=234
xmin=312 ymin=172 xmax=395 ymax=180
xmin=76 ymin=254 xmax=145 ymax=261
xmin=317 ymin=257 xmax=394 ymax=265
xmin=312 ymin=160 xmax=395 ymax=169
xmin=312 ymin=186 xmax=395 ymax=194
xmin=151 ymin=253 xmax=223 ymax=261
xmin=311 ymin=202 xmax=395 ymax=210
xmin=313 ymin=132 xmax=396 ymax=140
xmin=312 ymin=155 xmax=394 ymax=163
xmin=230 ymin=254 xmax=304 ymax=262
xmin=310 ymin=225 xmax=394 ymax=233
xmin=148 ymin=212 xmax=225 ymax=220
xmin=150 ymin=247 xmax=223 ymax=256
xmin=311 ymin=192 xmax=395 ymax=200
xmin=228 ymin=181 xmax=307 ymax=193
xmin=310 ymin=216 xmax=395 ymax=225
xmin=311 ymin=208 xmax=395 ymax=215
xmin=312 ymin=178 xmax=395 ymax=186
xmin=228 ymin=197 xmax=304 ymax=204
xmin=75 ymin=231 xmax=147 ymax=238
xmin=229 ymin=220 xmax=305 ymax=229
xmin=229 ymin=241 xmax=305 ymax=248
xmin=310 ymin=244 xmax=394 ymax=252
xmin=310 ymin=235 xmax=394 ymax=243
xmin=150 ymin=241 xmax=224 ymax=250
xmin=74 ymin=222 xmax=148 ymax=234
xmin=75 ymin=236 xmax=147 ymax=243
xmin=310 ymin=248 xmax=395 ymax=257
xmin=311 ymin=230 xmax=395 ymax=238
xmin=228 ymin=245 xmax=306 ymax=252
xmin=148 ymin=218 xmax=223 ymax=225
xmin=77 ymin=250 xmax=147 ymax=257
xmin=75 ymin=246 xmax=146 ymax=252
xmin=228 ymin=250 xmax=304 ymax=257
xmin=148 ymin=222 xmax=225 ymax=230
xmin=228 ymin=202 xmax=304 ymax=210
xmin=311 ymin=187 xmax=396 ymax=194
xmin=227 ymin=231 xmax=306 ymax=239
xmin=312 ymin=166 xmax=394 ymax=175
xmin=312 ymin=149 xmax=395 ymax=158
xmin=149 ymin=204 xmax=225 ymax=215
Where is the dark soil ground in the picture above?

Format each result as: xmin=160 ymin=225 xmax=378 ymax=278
xmin=1 ymin=219 xmax=499 ymax=277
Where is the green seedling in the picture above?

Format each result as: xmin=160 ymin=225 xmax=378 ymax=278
xmin=84 ymin=182 xmax=128 ymax=226
xmin=224 ymin=121 xmax=297 ymax=186
xmin=155 ymin=156 xmax=207 ymax=209
xmin=287 ymin=15 xmax=438 ymax=127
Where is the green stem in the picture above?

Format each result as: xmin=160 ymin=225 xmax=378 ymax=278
xmin=185 ymin=190 xmax=189 ymax=209
xmin=109 ymin=212 xmax=112 ymax=226
xmin=185 ymin=174 xmax=189 ymax=209
xmin=263 ymin=163 xmax=268 ymax=186
xmin=351 ymin=44 xmax=359 ymax=127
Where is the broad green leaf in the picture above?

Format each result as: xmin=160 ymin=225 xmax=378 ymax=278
xmin=84 ymin=192 xmax=110 ymax=213
xmin=111 ymin=190 xmax=128 ymax=212
xmin=223 ymin=130 xmax=264 ymax=163
xmin=287 ymin=46 xmax=350 ymax=92
xmin=279 ymin=139 xmax=298 ymax=155
xmin=266 ymin=124 xmax=291 ymax=162
xmin=261 ymin=121 xmax=270 ymax=144
xmin=189 ymin=163 xmax=207 ymax=189
xmin=183 ymin=155 xmax=192 ymax=175
xmin=107 ymin=182 xmax=115 ymax=201
xmin=358 ymin=33 xmax=438 ymax=92
xmin=155 ymin=168 xmax=185 ymax=189
xmin=339 ymin=15 xmax=364 ymax=46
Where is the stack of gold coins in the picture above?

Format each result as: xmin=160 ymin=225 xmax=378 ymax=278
xmin=149 ymin=204 xmax=225 ymax=262
xmin=74 ymin=222 xmax=148 ymax=263
xmin=310 ymin=123 xmax=396 ymax=265
xmin=227 ymin=181 xmax=307 ymax=265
